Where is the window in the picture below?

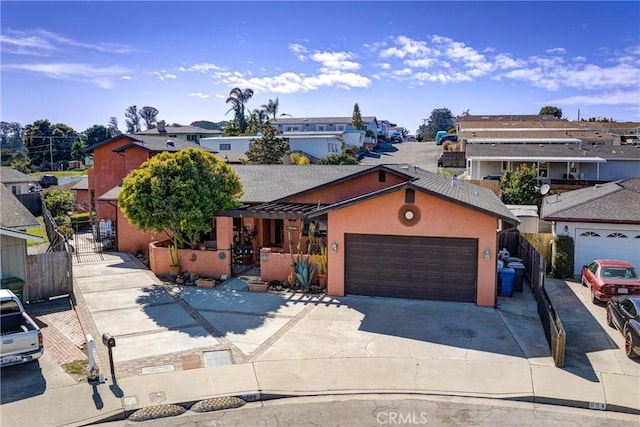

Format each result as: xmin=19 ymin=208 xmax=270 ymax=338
xmin=220 ymin=144 xmax=231 ymax=151
xmin=405 ymin=188 xmax=415 ymax=203
xmin=379 ymin=170 xmax=386 ymax=182
xmin=580 ymin=231 xmax=600 ymax=237
xmin=317 ymin=125 xmax=326 ymax=131
xmin=337 ymin=125 xmax=345 ymax=131
xmin=187 ymin=135 xmax=196 ymax=141
xmin=607 ymin=232 xmax=628 ymax=238
xmin=11 ymin=185 xmax=20 ymax=195
xmin=588 ymin=262 xmax=598 ymax=274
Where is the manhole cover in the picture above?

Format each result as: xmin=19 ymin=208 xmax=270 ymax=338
xmin=203 ymin=350 xmax=233 ymax=367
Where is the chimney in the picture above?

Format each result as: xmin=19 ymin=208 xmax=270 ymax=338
xmin=157 ymin=120 xmax=166 ymax=133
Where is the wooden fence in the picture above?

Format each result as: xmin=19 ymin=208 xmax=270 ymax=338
xmin=522 ymin=233 xmax=553 ymax=274
xmin=468 ymin=180 xmax=500 ymax=196
xmin=517 ymin=233 xmax=566 ymax=367
xmin=26 ymin=252 xmax=72 ymax=302
xmin=25 ymin=198 xmax=74 ymax=303
xmin=15 ymin=192 xmax=42 ymax=216
xmin=442 ymin=151 xmax=466 ymax=168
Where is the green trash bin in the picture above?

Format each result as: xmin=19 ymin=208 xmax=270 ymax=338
xmin=1 ymin=277 xmax=26 ymax=302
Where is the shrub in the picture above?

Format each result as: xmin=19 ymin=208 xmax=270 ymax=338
xmin=552 ymin=235 xmax=574 ymax=278
xmin=70 ymin=212 xmax=90 ymax=227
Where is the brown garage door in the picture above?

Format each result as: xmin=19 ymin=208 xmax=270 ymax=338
xmin=345 ymin=234 xmax=478 ymax=302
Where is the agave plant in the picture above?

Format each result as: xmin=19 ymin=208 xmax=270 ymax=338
xmin=295 ymin=260 xmax=316 ymax=292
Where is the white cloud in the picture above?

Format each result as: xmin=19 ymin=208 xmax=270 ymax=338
xmin=153 ymin=71 xmax=177 ymax=81
xmin=494 ymin=54 xmax=527 ymax=70
xmin=121 ymin=75 xmax=132 ymax=80
xmin=546 ymin=90 xmax=638 ymax=106
xmin=545 ymin=47 xmax=566 ymax=54
xmin=0 ymin=29 xmax=133 ymax=56
xmin=379 ymin=35 xmax=432 ymax=59
xmin=3 ymin=62 xmax=129 ymax=88
xmin=310 ymin=51 xmax=361 ymax=71
xmin=403 ymin=58 xmax=436 ymax=68
xmin=183 ymin=63 xmax=221 ymax=73
xmin=188 ymin=92 xmax=210 ymax=99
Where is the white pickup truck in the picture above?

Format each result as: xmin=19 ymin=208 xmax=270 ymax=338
xmin=0 ymin=289 xmax=44 ymax=367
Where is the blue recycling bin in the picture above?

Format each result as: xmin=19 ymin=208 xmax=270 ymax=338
xmin=499 ymin=268 xmax=516 ymax=297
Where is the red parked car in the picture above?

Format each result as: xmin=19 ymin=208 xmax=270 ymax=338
xmin=581 ymin=260 xmax=640 ymax=304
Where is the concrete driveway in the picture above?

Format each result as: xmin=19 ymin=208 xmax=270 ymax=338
xmin=74 ymin=253 xmax=553 ymax=380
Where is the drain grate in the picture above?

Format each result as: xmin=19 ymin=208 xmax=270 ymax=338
xmin=128 ymin=404 xmax=186 ymax=422
xmin=191 ymin=396 xmax=246 ymax=413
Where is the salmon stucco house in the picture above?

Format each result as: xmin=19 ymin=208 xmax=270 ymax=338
xmin=85 ymin=134 xmax=518 ymax=307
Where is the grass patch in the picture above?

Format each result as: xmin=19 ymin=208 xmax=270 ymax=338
xmin=30 ymin=170 xmax=87 ymax=179
xmin=62 ymin=359 xmax=88 ymax=376
xmin=26 ymin=220 xmax=48 ymax=246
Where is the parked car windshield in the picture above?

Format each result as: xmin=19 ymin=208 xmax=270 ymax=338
xmin=601 ymin=267 xmax=637 ymax=279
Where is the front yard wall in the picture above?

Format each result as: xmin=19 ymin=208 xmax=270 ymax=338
xmin=148 ymin=217 xmax=233 ymax=277
xmin=326 ymin=189 xmax=498 ymax=307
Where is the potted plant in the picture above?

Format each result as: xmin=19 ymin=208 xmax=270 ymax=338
xmin=315 ymin=246 xmax=328 ymax=288
xmin=196 ymin=276 xmax=216 ymax=288
xmin=248 ymin=278 xmax=268 ymax=292
xmin=168 ymin=240 xmax=180 ymax=274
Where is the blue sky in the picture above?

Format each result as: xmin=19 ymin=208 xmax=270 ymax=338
xmin=2 ymin=1 xmax=639 ymax=134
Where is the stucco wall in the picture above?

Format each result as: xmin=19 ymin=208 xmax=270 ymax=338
xmin=0 ymin=235 xmax=27 ymax=282
xmin=289 ymin=170 xmax=406 ymax=204
xmin=326 ymin=189 xmax=498 ymax=307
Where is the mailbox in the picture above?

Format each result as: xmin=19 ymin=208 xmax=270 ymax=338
xmin=102 ymin=332 xmax=116 ymax=348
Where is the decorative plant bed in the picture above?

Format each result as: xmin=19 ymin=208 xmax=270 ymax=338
xmin=248 ymin=280 xmax=268 ymax=292
xmin=196 ymin=278 xmax=216 ymax=288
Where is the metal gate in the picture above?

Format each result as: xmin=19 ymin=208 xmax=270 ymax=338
xmin=231 ymin=244 xmax=256 ymax=275
xmin=71 ymin=218 xmax=116 ymax=261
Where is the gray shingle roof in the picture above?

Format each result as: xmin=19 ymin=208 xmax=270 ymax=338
xmin=466 ymin=142 xmax=640 ymax=161
xmin=70 ymin=176 xmax=88 ymax=190
xmin=273 ymin=116 xmax=378 ymax=125
xmin=135 ymin=126 xmax=222 ymax=135
xmin=541 ymin=177 xmax=640 ymax=223
xmin=113 ymin=135 xmax=213 ymax=153
xmin=0 ymin=167 xmax=33 ymax=184
xmin=98 ymin=163 xmax=516 ymax=222
xmin=230 ymin=165 xmax=375 ymax=203
xmin=306 ymin=165 xmax=518 ymax=223
xmin=0 ymin=185 xmax=39 ymax=229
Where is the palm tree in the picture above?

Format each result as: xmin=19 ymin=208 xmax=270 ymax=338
xmin=225 ymin=87 xmax=254 ymax=133
xmin=261 ymin=97 xmax=279 ymax=120
xmin=249 ymin=108 xmax=269 ymax=132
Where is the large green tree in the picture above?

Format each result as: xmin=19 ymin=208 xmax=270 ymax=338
xmin=225 ymin=87 xmax=254 ymax=134
xmin=190 ymin=120 xmax=222 ymax=130
xmin=0 ymin=121 xmax=24 ymax=150
xmin=124 ymin=105 xmax=141 ymax=133
xmin=261 ymin=98 xmax=280 ymax=120
xmin=119 ymin=148 xmax=243 ymax=249
xmin=73 ymin=125 xmax=111 ymax=161
xmin=424 ymin=108 xmax=455 ymax=140
xmin=500 ymin=164 xmax=543 ymax=206
xmin=23 ymin=120 xmax=78 ymax=168
xmin=351 ymin=103 xmax=364 ymax=130
xmin=245 ymin=124 xmax=289 ymax=164
xmin=538 ymin=106 xmax=563 ymax=119
xmin=139 ymin=106 xmax=159 ymax=130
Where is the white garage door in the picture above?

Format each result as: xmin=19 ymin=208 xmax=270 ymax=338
xmin=575 ymin=228 xmax=640 ymax=275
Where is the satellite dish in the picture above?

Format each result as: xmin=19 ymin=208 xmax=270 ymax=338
xmin=540 ymin=184 xmax=551 ymax=195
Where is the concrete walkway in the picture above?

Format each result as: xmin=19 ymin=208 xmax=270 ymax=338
xmin=1 ymin=254 xmax=638 ymax=426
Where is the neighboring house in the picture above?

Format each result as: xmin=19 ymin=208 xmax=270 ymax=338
xmin=273 ymin=116 xmax=379 ymax=137
xmin=459 ymin=118 xmax=640 ymax=182
xmin=540 ymin=177 xmax=640 ymax=275
xmin=0 ymin=166 xmax=35 ymax=195
xmin=135 ymin=122 xmax=223 ymax=144
xmin=0 ymin=185 xmax=43 ymax=293
xmin=70 ymin=176 xmax=90 ymax=212
xmin=83 ymin=134 xmax=212 ymax=254
xmin=200 ymin=131 xmax=350 ymax=164
xmin=378 ymin=120 xmax=393 ymax=140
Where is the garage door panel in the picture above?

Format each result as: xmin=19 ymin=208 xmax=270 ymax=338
xmin=575 ymin=229 xmax=640 ymax=275
xmin=345 ymin=234 xmax=478 ymax=303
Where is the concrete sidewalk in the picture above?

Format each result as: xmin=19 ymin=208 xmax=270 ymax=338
xmin=2 ymin=352 xmax=638 ymax=426
xmin=2 ymin=254 xmax=638 ymax=426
